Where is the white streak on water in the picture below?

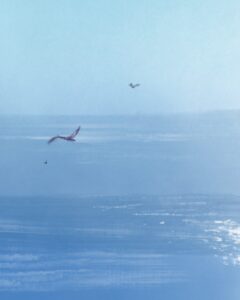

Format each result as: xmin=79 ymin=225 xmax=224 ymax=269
xmin=0 ymin=251 xmax=185 ymax=291
xmin=0 ymin=133 xmax=190 ymax=143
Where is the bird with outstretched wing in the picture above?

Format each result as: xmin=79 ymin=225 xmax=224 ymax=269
xmin=48 ymin=126 xmax=81 ymax=144
xmin=129 ymin=83 xmax=140 ymax=88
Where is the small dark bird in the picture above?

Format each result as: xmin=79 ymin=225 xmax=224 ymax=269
xmin=44 ymin=160 xmax=48 ymax=165
xmin=48 ymin=126 xmax=81 ymax=144
xmin=129 ymin=83 xmax=140 ymax=88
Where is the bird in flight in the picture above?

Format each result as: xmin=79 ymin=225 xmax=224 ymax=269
xmin=129 ymin=83 xmax=140 ymax=88
xmin=44 ymin=160 xmax=48 ymax=164
xmin=48 ymin=126 xmax=81 ymax=144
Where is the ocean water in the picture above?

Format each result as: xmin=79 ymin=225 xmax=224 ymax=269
xmin=0 ymin=114 xmax=240 ymax=299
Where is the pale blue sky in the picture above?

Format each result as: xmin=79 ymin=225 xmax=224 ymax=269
xmin=1 ymin=0 xmax=240 ymax=114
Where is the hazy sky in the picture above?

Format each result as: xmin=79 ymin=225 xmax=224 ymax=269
xmin=1 ymin=0 xmax=240 ymax=115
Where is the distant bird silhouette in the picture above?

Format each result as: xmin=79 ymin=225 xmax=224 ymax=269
xmin=44 ymin=160 xmax=48 ymax=165
xmin=48 ymin=126 xmax=81 ymax=144
xmin=129 ymin=83 xmax=140 ymax=88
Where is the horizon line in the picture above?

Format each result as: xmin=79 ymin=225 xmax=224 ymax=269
xmin=1 ymin=108 xmax=240 ymax=117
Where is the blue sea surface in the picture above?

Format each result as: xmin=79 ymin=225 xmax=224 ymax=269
xmin=0 ymin=114 xmax=240 ymax=299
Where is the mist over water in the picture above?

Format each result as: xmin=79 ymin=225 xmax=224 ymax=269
xmin=0 ymin=113 xmax=240 ymax=299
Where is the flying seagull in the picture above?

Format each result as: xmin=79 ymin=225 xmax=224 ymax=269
xmin=48 ymin=126 xmax=81 ymax=144
xmin=129 ymin=83 xmax=140 ymax=88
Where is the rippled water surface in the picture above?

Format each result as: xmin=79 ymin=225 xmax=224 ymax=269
xmin=0 ymin=114 xmax=240 ymax=299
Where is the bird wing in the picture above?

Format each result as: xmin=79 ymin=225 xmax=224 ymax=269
xmin=69 ymin=126 xmax=81 ymax=138
xmin=134 ymin=83 xmax=140 ymax=87
xmin=48 ymin=135 xmax=61 ymax=144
